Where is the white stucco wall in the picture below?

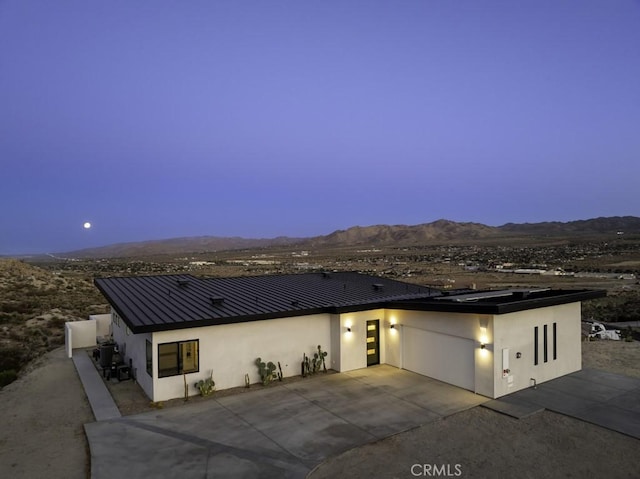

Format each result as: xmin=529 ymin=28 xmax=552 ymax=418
xmin=123 ymin=329 xmax=152 ymax=396
xmin=492 ymin=302 xmax=581 ymax=398
xmin=149 ymin=313 xmax=332 ymax=402
xmin=116 ymin=301 xmax=584 ymax=401
xmin=331 ymin=309 xmax=385 ymax=372
xmin=109 ymin=309 xmax=153 ymax=396
xmin=90 ymin=314 xmax=112 ymax=339
xmin=64 ymin=314 xmax=112 ymax=358
xmin=65 ymin=321 xmax=95 ymax=357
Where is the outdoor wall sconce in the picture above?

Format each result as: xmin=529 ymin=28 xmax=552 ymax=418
xmin=390 ymin=324 xmax=395 ymax=329
xmin=480 ymin=343 xmax=486 ymax=349
xmin=346 ymin=326 xmax=352 ymax=333
xmin=516 ymin=352 xmax=522 ymax=358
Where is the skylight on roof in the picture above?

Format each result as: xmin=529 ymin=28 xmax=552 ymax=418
xmin=437 ymin=288 xmax=551 ymax=303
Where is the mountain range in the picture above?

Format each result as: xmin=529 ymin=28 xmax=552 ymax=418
xmin=53 ymin=216 xmax=640 ymax=259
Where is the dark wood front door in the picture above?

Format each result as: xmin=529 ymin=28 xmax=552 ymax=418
xmin=366 ymin=320 xmax=380 ymax=366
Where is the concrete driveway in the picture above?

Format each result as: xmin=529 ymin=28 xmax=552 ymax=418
xmin=484 ymin=368 xmax=640 ymax=439
xmin=85 ymin=365 xmax=487 ymax=479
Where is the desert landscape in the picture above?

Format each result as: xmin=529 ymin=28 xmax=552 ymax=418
xmin=1 ymin=218 xmax=640 ymax=478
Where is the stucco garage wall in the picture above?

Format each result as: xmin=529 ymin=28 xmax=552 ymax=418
xmin=492 ymin=302 xmax=581 ymax=398
xmin=151 ymin=313 xmax=331 ymax=402
xmin=385 ymin=309 xmax=494 ymax=396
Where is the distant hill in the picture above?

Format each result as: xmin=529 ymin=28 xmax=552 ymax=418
xmin=58 ymin=236 xmax=304 ymax=259
xmin=54 ymin=216 xmax=640 ymax=259
xmin=306 ymin=219 xmax=496 ymax=247
xmin=498 ymin=216 xmax=640 ymax=236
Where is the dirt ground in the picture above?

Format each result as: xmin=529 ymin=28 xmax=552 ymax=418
xmin=1 ymin=340 xmax=639 ymax=479
xmin=0 ymin=347 xmax=93 ymax=479
xmin=581 ymin=339 xmax=640 ymax=379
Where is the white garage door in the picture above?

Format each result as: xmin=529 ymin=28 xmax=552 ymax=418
xmin=402 ymin=327 xmax=475 ymax=391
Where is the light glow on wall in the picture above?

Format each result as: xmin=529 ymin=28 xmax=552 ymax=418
xmin=345 ymin=320 xmax=353 ymax=334
xmin=389 ymin=319 xmax=397 ymax=334
xmin=479 ymin=325 xmax=490 ymax=357
xmin=479 ymin=326 xmax=489 ymax=345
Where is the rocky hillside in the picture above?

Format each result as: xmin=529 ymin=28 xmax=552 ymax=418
xmin=307 ymin=219 xmax=497 ymax=247
xmin=0 ymin=259 xmax=107 ymax=386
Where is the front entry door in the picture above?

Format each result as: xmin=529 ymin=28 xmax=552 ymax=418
xmin=366 ymin=320 xmax=380 ymax=366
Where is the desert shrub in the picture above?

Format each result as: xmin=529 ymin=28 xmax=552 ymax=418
xmin=48 ymin=316 xmax=68 ymax=328
xmin=0 ymin=313 xmax=20 ymax=324
xmin=0 ymin=369 xmax=18 ymax=387
xmin=0 ymin=345 xmax=32 ymax=371
xmin=0 ymin=300 xmax=40 ymax=315
xmin=48 ymin=335 xmax=64 ymax=347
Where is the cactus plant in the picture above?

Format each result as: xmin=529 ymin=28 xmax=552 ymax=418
xmin=302 ymin=345 xmax=328 ymax=377
xmin=317 ymin=345 xmax=328 ymax=372
xmin=195 ymin=371 xmax=215 ymax=396
xmin=256 ymin=357 xmax=277 ymax=386
xmin=301 ymin=353 xmax=312 ymax=377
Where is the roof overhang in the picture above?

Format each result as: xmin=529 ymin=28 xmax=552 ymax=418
xmin=387 ymin=289 xmax=607 ymax=315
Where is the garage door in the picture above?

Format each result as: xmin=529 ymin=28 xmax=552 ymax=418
xmin=402 ymin=327 xmax=475 ymax=391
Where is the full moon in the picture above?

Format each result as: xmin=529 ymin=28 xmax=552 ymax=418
xmin=83 ymin=222 xmax=92 ymax=229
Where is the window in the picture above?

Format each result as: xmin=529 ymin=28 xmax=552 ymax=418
xmin=158 ymin=340 xmax=199 ymax=378
xmin=543 ymin=324 xmax=548 ymax=363
xmin=534 ymin=326 xmax=538 ymax=366
xmin=553 ymin=322 xmax=557 ymax=360
xmin=146 ymin=340 xmax=152 ymax=376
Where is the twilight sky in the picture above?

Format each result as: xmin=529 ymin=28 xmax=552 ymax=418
xmin=1 ymin=1 xmax=639 ymax=254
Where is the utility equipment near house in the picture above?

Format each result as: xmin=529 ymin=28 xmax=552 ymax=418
xmin=588 ymin=322 xmax=621 ymax=340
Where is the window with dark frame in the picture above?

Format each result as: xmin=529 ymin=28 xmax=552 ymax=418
xmin=157 ymin=340 xmax=199 ymax=378
xmin=553 ymin=322 xmax=557 ymax=360
xmin=534 ymin=326 xmax=539 ymax=365
xmin=543 ymin=324 xmax=548 ymax=363
xmin=146 ymin=340 xmax=152 ymax=376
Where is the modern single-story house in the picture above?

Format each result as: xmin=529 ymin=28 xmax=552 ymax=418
xmin=84 ymin=271 xmax=604 ymax=402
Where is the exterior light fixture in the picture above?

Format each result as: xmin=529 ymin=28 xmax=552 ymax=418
xmin=480 ymin=343 xmax=486 ymax=349
xmin=390 ymin=324 xmax=395 ymax=329
xmin=346 ymin=326 xmax=352 ymax=333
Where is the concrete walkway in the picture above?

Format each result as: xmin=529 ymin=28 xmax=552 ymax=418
xmin=72 ymin=350 xmax=121 ymax=421
xmin=83 ymin=366 xmax=487 ymax=479
xmin=483 ymin=368 xmax=640 ymax=439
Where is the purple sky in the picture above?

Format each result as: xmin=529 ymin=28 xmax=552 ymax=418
xmin=1 ymin=1 xmax=639 ymax=254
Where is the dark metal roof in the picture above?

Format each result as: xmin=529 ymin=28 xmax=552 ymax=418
xmin=94 ymin=272 xmax=607 ymax=333
xmin=391 ymin=288 xmax=607 ymax=315
xmin=94 ymin=272 xmax=437 ymax=333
